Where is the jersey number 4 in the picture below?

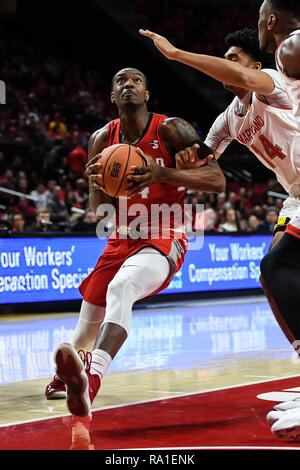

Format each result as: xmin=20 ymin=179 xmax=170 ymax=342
xmin=140 ymin=187 xmax=150 ymax=198
xmin=251 ymin=134 xmax=287 ymax=169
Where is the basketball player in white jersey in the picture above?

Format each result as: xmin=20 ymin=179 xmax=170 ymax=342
xmin=139 ymin=28 xmax=299 ymax=248
xmin=255 ymin=0 xmax=300 ymax=441
xmin=140 ymin=14 xmax=300 ymax=440
xmin=203 ymin=29 xmax=297 ymax=249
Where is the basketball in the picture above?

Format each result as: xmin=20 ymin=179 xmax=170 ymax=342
xmin=97 ymin=144 xmax=147 ymax=197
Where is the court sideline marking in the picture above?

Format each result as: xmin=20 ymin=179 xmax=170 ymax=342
xmin=1 ymin=372 xmax=299 ymax=428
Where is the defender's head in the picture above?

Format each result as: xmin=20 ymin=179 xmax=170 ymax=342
xmin=223 ymin=28 xmax=263 ymax=94
xmin=258 ymin=0 xmax=300 ymax=53
xmin=110 ymin=68 xmax=150 ymax=109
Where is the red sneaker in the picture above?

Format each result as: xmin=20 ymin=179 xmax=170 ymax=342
xmin=45 ymin=375 xmax=66 ymax=399
xmin=54 ymin=343 xmax=101 ymax=417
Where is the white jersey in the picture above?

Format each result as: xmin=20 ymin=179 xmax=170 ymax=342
xmin=275 ymin=29 xmax=300 ymax=123
xmin=204 ymin=68 xmax=300 ymax=199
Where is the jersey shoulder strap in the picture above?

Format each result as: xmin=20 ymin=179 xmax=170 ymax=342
xmin=106 ymin=119 xmax=120 ymax=146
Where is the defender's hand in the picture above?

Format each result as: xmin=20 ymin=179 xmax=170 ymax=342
xmin=139 ymin=29 xmax=178 ymax=60
xmin=176 ymin=143 xmax=213 ymax=170
xmin=125 ymin=148 xmax=161 ymax=196
xmin=86 ymin=154 xmax=105 ymax=191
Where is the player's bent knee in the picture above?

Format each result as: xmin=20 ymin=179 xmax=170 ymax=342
xmin=107 ymin=275 xmax=142 ymax=300
xmin=103 ymin=278 xmax=141 ymax=335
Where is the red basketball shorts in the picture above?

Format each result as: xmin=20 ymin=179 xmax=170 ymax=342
xmin=79 ymin=234 xmax=188 ymax=307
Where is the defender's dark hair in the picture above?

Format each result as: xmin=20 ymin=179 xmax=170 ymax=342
xmin=225 ymin=27 xmax=275 ymax=68
xmin=111 ymin=68 xmax=149 ymax=90
xmin=225 ymin=28 xmax=264 ymax=62
xmin=266 ymin=0 xmax=300 ymax=18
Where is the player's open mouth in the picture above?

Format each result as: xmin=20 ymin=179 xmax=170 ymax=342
xmin=122 ymin=91 xmax=136 ymax=97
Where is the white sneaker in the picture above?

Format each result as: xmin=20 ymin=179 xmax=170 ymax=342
xmin=274 ymin=397 xmax=300 ymax=411
xmin=271 ymin=408 xmax=300 ymax=441
xmin=266 ymin=410 xmax=284 ymax=426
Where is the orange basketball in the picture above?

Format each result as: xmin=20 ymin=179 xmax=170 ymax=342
xmin=97 ymin=144 xmax=147 ymax=197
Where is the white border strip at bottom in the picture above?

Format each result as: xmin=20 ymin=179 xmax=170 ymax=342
xmin=126 ymin=446 xmax=300 ymax=450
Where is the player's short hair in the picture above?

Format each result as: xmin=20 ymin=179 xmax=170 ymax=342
xmin=111 ymin=68 xmax=149 ymax=90
xmin=266 ymin=0 xmax=300 ymax=18
xmin=225 ymin=28 xmax=264 ymax=62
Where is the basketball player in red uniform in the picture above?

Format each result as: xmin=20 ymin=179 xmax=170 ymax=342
xmin=46 ymin=67 xmax=225 ymax=416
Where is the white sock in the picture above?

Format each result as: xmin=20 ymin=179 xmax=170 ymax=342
xmin=90 ymin=349 xmax=112 ymax=379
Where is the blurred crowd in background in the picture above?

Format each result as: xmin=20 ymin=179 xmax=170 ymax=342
xmin=0 ymin=0 xmax=285 ymax=236
xmin=131 ymin=0 xmax=258 ymax=56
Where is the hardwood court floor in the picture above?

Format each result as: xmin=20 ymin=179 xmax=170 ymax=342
xmin=0 ymin=296 xmax=300 ymax=449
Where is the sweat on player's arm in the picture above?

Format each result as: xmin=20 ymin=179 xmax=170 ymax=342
xmin=139 ymin=29 xmax=275 ymax=94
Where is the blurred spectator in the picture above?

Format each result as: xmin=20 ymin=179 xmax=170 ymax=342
xmin=45 ymin=185 xmax=68 ymax=222
xmin=30 ymin=183 xmax=48 ymax=209
xmin=26 ymin=208 xmax=61 ymax=233
xmin=224 ymin=192 xmax=237 ymax=210
xmin=219 ymin=208 xmax=240 ymax=232
xmin=43 ymin=180 xmax=57 ymax=206
xmin=13 ymin=197 xmax=37 ymax=222
xmin=216 ymin=192 xmax=226 ymax=211
xmin=71 ymin=209 xmax=98 ymax=232
xmin=252 ymin=204 xmax=265 ymax=219
xmin=74 ymin=178 xmax=89 ymax=209
xmin=46 ymin=138 xmax=65 ymax=178
xmin=238 ymin=212 xmax=248 ymax=231
xmin=239 ymin=187 xmax=254 ymax=209
xmin=0 ymin=219 xmax=10 ymax=233
xmin=247 ymin=214 xmax=260 ymax=233
xmin=65 ymin=188 xmax=78 ymax=213
xmin=194 ymin=208 xmax=218 ymax=232
xmin=257 ymin=207 xmax=278 ymax=233
xmin=0 ymin=169 xmax=15 ymax=189
xmin=16 ymin=176 xmax=29 ymax=193
xmin=10 ymin=212 xmax=26 ymax=233
xmin=266 ymin=195 xmax=275 ymax=207
xmin=49 ymin=112 xmax=69 ymax=137
xmin=275 ymin=197 xmax=284 ymax=212
xmin=66 ymin=143 xmax=88 ymax=177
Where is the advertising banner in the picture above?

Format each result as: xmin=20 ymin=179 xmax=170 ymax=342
xmin=0 ymin=234 xmax=272 ymax=304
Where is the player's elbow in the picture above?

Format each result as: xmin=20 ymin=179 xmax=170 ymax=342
xmin=206 ymin=161 xmax=226 ymax=193
xmin=195 ymin=172 xmax=225 ymax=193
xmin=239 ymin=69 xmax=274 ymax=94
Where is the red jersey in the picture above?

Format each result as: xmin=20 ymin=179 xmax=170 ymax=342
xmin=106 ymin=112 xmax=185 ymax=238
xmin=79 ymin=113 xmax=188 ymax=306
